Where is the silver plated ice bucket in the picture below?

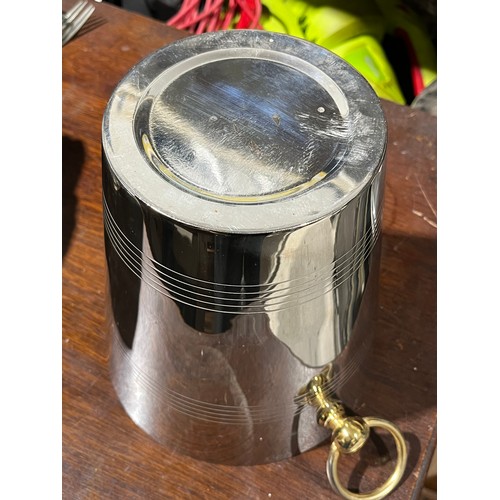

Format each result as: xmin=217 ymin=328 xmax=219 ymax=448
xmin=102 ymin=30 xmax=406 ymax=499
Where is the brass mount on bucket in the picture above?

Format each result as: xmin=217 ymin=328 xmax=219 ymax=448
xmin=301 ymin=369 xmax=408 ymax=500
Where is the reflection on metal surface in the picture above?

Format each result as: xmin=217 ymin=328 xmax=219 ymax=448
xmin=140 ymin=54 xmax=350 ymax=203
xmin=102 ymin=30 xmax=387 ymax=464
xmin=103 ymin=168 xmax=382 ymax=365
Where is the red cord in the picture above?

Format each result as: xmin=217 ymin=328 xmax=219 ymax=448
xmin=167 ymin=0 xmax=262 ymax=33
xmin=195 ymin=0 xmax=211 ymax=34
xmin=394 ymin=27 xmax=425 ymax=97
xmin=177 ymin=0 xmax=224 ymax=30
xmin=167 ymin=0 xmax=199 ymax=26
xmin=235 ymin=0 xmax=253 ymax=28
xmin=220 ymin=0 xmax=236 ymax=30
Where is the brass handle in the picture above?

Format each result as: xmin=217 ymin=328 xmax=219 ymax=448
xmin=303 ymin=372 xmax=408 ymax=499
xmin=326 ymin=416 xmax=407 ymax=500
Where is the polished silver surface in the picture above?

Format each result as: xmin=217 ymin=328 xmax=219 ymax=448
xmin=103 ymin=31 xmax=385 ymax=233
xmin=147 ymin=55 xmax=347 ymax=201
xmin=102 ymin=30 xmax=387 ymax=464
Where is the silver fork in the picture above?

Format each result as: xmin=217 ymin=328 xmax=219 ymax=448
xmin=62 ymin=0 xmax=86 ymax=25
xmin=62 ymin=1 xmax=95 ymax=46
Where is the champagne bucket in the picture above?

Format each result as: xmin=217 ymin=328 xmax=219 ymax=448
xmin=102 ymin=30 xmax=387 ymax=467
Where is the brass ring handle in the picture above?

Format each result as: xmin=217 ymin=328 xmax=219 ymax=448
xmin=301 ymin=370 xmax=408 ymax=500
xmin=326 ymin=417 xmax=408 ymax=500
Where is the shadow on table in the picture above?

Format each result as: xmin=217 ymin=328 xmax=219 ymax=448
xmin=75 ymin=14 xmax=107 ymax=41
xmin=63 ymin=136 xmax=85 ymax=258
xmin=339 ymin=231 xmax=437 ymax=417
xmin=345 ymin=430 xmax=421 ymax=493
xmin=332 ymin=231 xmax=436 ymax=494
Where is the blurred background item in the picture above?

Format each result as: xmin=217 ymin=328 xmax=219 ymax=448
xmin=103 ymin=0 xmax=436 ymax=109
xmin=411 ymin=78 xmax=437 ymax=116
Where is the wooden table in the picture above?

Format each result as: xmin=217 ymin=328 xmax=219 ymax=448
xmin=62 ymin=2 xmax=436 ymax=498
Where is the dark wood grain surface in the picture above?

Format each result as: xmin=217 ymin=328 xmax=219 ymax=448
xmin=62 ymin=2 xmax=436 ymax=498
